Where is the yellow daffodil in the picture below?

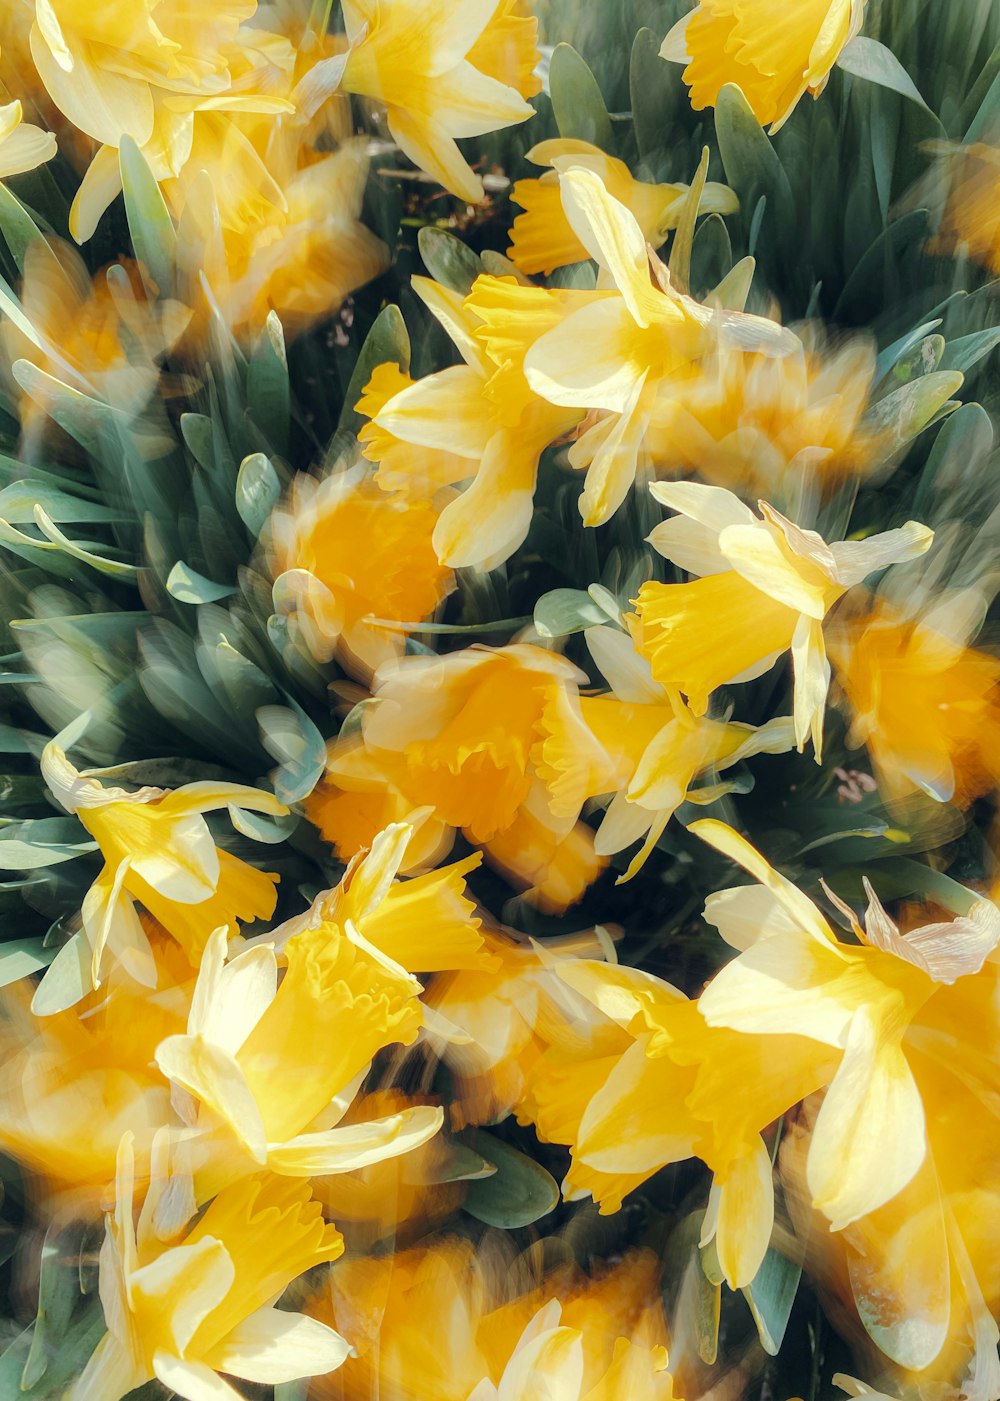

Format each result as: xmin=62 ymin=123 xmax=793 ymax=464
xmin=511 ymin=166 xmax=797 ymax=526
xmin=266 ymin=463 xmax=454 ymax=679
xmin=830 ymin=596 xmax=1000 ymax=805
xmin=424 ymin=925 xmax=607 ymax=1128
xmin=160 ymin=9 xmax=389 ymax=337
xmin=522 ymin=954 xmax=833 ymax=1287
xmin=629 ymin=480 xmax=933 ymax=758
xmin=508 ymin=137 xmax=737 ymax=275
xmin=358 ymin=273 xmax=582 ymax=568
xmin=661 ymin=0 xmax=868 ymax=132
xmin=545 ymin=623 xmax=796 ymax=880
xmin=268 ymin=820 xmax=493 ymax=974
xmin=306 ymin=643 xmax=606 ymax=911
xmin=1 ymin=239 xmax=191 ymax=441
xmin=694 ymin=818 xmax=1000 ymax=1236
xmin=0 ymin=96 xmax=56 ymax=180
xmin=155 ymin=922 xmax=440 ymax=1200
xmin=0 ymin=929 xmax=191 ymax=1210
xmin=31 ymin=0 xmax=296 ymax=240
xmin=642 ymin=325 xmax=880 ymax=497
xmin=929 ymin=142 xmax=1000 ymax=276
xmin=309 ymin=1238 xmax=674 ymax=1401
xmin=35 ymin=725 xmax=286 ymax=1012
xmin=340 ymin=0 xmax=540 ymax=204
xmin=312 ymin=1089 xmax=468 ymax=1244
xmin=70 ymin=1132 xmax=348 ymax=1400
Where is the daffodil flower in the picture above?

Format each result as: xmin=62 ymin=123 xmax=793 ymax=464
xmin=309 ymin=644 xmax=607 ymax=911
xmin=69 ymin=1132 xmax=349 ymax=1401
xmin=519 ymin=167 xmax=798 ymax=526
xmin=267 ymin=462 xmax=454 ymax=678
xmin=693 ymin=818 xmax=1000 ymax=1230
xmin=340 ymin=0 xmax=540 ymax=204
xmin=630 ymin=480 xmax=933 ymax=758
xmin=359 ymin=275 xmax=581 ymax=569
xmin=508 ymin=137 xmax=737 ymax=275
xmin=313 ymin=1238 xmax=675 ymax=1401
xmin=155 ymin=923 xmax=442 ymax=1201
xmin=660 ymin=0 xmax=868 ymax=133
xmin=555 ymin=624 xmax=796 ymax=880
xmin=829 ymin=595 xmax=1000 ymax=804
xmin=35 ymin=725 xmax=287 ymax=1013
xmin=267 ymin=820 xmax=492 ymax=974
xmin=0 ymin=97 xmax=56 ymax=180
xmin=524 ymin=954 xmax=830 ymax=1287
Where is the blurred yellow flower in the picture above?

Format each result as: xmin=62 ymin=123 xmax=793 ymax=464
xmin=310 ymin=1237 xmax=675 ymax=1401
xmin=31 ymin=0 xmax=295 ymax=239
xmin=312 ymin=1089 xmax=468 ymax=1245
xmin=661 ymin=0 xmax=868 ymax=132
xmin=508 ymin=137 xmax=737 ymax=275
xmin=830 ymin=596 xmax=1000 ymax=804
xmin=630 ymin=480 xmax=933 ymax=758
xmin=70 ymin=1133 xmax=348 ymax=1400
xmin=1 ymin=240 xmax=191 ymax=440
xmin=155 ymin=922 xmax=439 ymax=1199
xmin=548 ymin=624 xmax=795 ymax=880
xmin=359 ymin=274 xmax=582 ymax=568
xmin=341 ymin=0 xmax=540 ymax=203
xmin=161 ymin=11 xmax=389 ymax=336
xmin=266 ymin=463 xmax=454 ymax=679
xmin=36 ymin=727 xmax=285 ymax=1011
xmin=928 ymin=142 xmax=1000 ymax=276
xmin=0 ymin=930 xmax=190 ymax=1210
xmin=306 ymin=644 xmax=606 ymax=911
xmin=643 ymin=326 xmax=880 ymax=497
xmin=425 ymin=925 xmax=606 ymax=1128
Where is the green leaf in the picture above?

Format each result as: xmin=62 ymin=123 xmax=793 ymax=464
xmin=836 ymin=37 xmax=928 ymax=109
xmin=0 ymin=938 xmax=57 ymax=988
xmin=549 ymin=43 xmax=614 ymax=151
xmin=715 ymin=84 xmax=794 ymax=250
xmin=741 ymin=1247 xmax=801 ymax=1356
xmin=119 ymin=134 xmax=177 ymax=298
xmin=416 ymin=226 xmax=483 ymax=295
xmin=181 ymin=412 xmax=216 ymax=470
xmin=247 ymin=311 xmax=290 ymax=456
xmin=0 ymin=181 xmax=51 ymax=274
xmin=257 ymin=700 xmax=327 ymax=805
xmin=939 ymin=326 xmax=1000 ymax=375
xmin=965 ymin=68 xmax=1000 ymax=143
xmin=461 ymin=1131 xmax=559 ymax=1228
xmin=21 ymin=1225 xmax=85 ymax=1390
xmin=874 ymin=319 xmax=942 ymax=383
xmin=166 ymin=560 xmax=236 ymax=605
xmin=669 ymin=147 xmax=710 ymax=295
xmin=534 ymin=588 xmax=608 ymax=638
xmin=0 ymin=838 xmax=96 ymax=870
xmin=630 ymin=27 xmax=682 ymax=166
xmin=0 ymin=481 xmax=129 ymax=525
xmin=10 ymin=359 xmax=125 ymax=457
xmin=861 ymin=370 xmax=964 ymax=465
xmin=236 ymin=452 xmax=283 ymax=536
xmin=336 ymin=303 xmax=410 ymax=438
xmin=833 ymin=209 xmax=930 ymax=321
xmin=227 ymin=805 xmax=298 ymax=844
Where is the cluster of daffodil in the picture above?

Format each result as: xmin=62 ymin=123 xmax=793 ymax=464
xmin=2 ymin=2 xmax=1000 ymax=1401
